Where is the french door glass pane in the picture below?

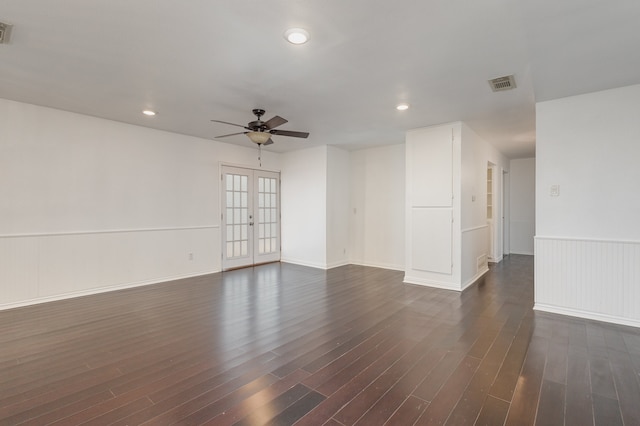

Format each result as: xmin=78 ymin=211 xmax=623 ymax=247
xmin=256 ymin=176 xmax=278 ymax=255
xmin=225 ymin=173 xmax=250 ymax=260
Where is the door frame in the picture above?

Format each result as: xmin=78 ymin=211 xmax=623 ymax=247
xmin=220 ymin=163 xmax=281 ymax=271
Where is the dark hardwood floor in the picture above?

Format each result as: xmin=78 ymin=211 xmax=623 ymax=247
xmin=1 ymin=255 xmax=640 ymax=425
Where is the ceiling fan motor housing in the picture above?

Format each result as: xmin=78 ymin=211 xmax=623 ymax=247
xmin=249 ymin=109 xmax=267 ymax=131
xmin=248 ymin=120 xmax=266 ymax=131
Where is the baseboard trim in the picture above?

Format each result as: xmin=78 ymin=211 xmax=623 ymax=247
xmin=462 ymin=267 xmax=489 ymax=291
xmin=280 ymin=257 xmax=327 ymax=270
xmin=403 ymin=275 xmax=460 ymax=292
xmin=349 ymin=260 xmax=405 ymax=272
xmin=509 ymin=251 xmax=534 ymax=256
xmin=534 ymin=303 xmax=640 ymax=329
xmin=0 ymin=270 xmax=218 ymax=312
xmin=326 ymin=260 xmax=350 ymax=270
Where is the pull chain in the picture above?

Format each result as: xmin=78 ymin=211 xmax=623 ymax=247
xmin=258 ymin=143 xmax=262 ymax=168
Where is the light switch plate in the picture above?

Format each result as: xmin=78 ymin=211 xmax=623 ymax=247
xmin=550 ymin=185 xmax=560 ymax=197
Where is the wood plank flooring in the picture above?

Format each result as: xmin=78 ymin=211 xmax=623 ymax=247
xmin=1 ymin=255 xmax=640 ymax=425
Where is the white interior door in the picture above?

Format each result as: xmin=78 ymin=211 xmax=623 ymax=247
xmin=253 ymin=171 xmax=281 ymax=265
xmin=222 ymin=166 xmax=280 ymax=270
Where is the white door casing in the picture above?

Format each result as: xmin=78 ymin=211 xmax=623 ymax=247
xmin=221 ymin=166 xmax=280 ymax=270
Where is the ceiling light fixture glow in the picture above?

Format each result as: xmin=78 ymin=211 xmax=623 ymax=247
xmin=247 ymin=131 xmax=271 ymax=145
xmin=142 ymin=110 xmax=156 ymax=116
xmin=284 ymin=28 xmax=309 ymax=45
xmin=396 ymin=104 xmax=410 ymax=111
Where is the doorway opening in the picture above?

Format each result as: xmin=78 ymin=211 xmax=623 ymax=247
xmin=221 ymin=165 xmax=281 ymax=270
xmin=487 ymin=162 xmax=504 ymax=263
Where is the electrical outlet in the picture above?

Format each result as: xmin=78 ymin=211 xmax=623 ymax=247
xmin=550 ymin=185 xmax=560 ymax=197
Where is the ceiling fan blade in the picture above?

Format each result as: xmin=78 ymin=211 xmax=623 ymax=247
xmin=210 ymin=119 xmax=248 ymax=129
xmin=263 ymin=138 xmax=274 ymax=146
xmin=270 ymin=129 xmax=310 ymax=138
xmin=264 ymin=115 xmax=288 ymax=129
xmin=215 ymin=131 xmax=247 ymax=138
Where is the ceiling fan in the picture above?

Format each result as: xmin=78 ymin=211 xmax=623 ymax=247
xmin=211 ymin=109 xmax=309 ymax=146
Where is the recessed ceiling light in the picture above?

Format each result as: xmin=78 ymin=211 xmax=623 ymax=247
xmin=396 ymin=104 xmax=410 ymax=111
xmin=142 ymin=110 xmax=156 ymax=116
xmin=284 ymin=28 xmax=309 ymax=45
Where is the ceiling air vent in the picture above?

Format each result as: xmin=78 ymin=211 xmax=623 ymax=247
xmin=488 ymin=75 xmax=516 ymax=92
xmin=0 ymin=22 xmax=13 ymax=44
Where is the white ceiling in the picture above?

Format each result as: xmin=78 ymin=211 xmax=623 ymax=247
xmin=1 ymin=0 xmax=639 ymax=158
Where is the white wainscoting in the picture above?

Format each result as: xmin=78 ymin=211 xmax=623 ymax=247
xmin=0 ymin=226 xmax=220 ymax=310
xmin=462 ymin=225 xmax=490 ymax=290
xmin=535 ymin=236 xmax=640 ymax=328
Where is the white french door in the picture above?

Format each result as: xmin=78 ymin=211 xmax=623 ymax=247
xmin=221 ymin=166 xmax=281 ymax=270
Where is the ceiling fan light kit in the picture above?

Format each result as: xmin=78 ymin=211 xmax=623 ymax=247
xmin=247 ymin=131 xmax=271 ymax=145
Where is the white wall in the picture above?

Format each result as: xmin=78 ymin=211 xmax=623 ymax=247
xmin=536 ymin=84 xmax=640 ymax=327
xmin=404 ymin=122 xmax=508 ymax=291
xmin=326 ymin=146 xmax=350 ymax=268
xmin=405 ymin=123 xmax=461 ymax=290
xmin=349 ymin=144 xmax=405 ymax=270
xmin=460 ymin=123 xmax=509 ymax=288
xmin=537 ymin=85 xmax=640 ymax=240
xmin=280 ymin=145 xmax=327 ymax=268
xmin=503 ymin=170 xmax=510 ymax=255
xmin=0 ymin=99 xmax=400 ymax=306
xmin=0 ymin=98 xmax=280 ymax=308
xmin=509 ymin=158 xmax=535 ymax=255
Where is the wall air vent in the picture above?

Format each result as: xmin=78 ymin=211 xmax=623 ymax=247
xmin=488 ymin=75 xmax=516 ymax=92
xmin=0 ymin=22 xmax=13 ymax=44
